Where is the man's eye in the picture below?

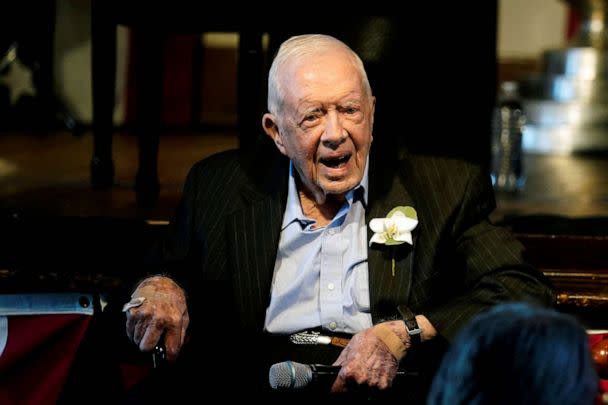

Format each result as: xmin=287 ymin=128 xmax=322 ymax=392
xmin=302 ymin=115 xmax=320 ymax=123
xmin=342 ymin=107 xmax=359 ymax=114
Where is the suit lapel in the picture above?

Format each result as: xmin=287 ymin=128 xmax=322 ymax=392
xmin=227 ymin=155 xmax=288 ymax=331
xmin=367 ymin=158 xmax=418 ymax=322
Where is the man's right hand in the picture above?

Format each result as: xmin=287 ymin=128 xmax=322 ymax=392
xmin=125 ymin=275 xmax=189 ymax=362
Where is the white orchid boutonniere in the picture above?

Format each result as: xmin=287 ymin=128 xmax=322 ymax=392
xmin=369 ymin=206 xmax=418 ymax=276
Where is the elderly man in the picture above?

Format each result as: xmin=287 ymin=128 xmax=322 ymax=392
xmin=124 ymin=34 xmax=553 ymax=400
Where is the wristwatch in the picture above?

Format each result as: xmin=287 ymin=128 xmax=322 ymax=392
xmin=397 ymin=305 xmax=422 ymax=345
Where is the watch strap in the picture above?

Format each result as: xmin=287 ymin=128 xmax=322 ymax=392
xmin=397 ymin=305 xmax=422 ymax=345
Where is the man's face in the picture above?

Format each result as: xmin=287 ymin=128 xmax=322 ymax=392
xmin=263 ymin=50 xmax=375 ymax=201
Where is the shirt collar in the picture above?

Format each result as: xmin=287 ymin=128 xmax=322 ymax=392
xmin=281 ymin=157 xmax=369 ymax=230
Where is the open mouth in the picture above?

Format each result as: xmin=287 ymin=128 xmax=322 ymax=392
xmin=319 ymin=153 xmax=352 ymax=168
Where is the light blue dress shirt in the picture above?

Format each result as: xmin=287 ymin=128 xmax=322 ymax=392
xmin=264 ymin=161 xmax=373 ymax=334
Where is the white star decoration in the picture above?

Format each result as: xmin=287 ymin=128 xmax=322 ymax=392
xmin=0 ymin=55 xmax=36 ymax=105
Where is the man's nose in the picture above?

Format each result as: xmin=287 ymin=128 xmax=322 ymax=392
xmin=321 ymin=111 xmax=346 ymax=147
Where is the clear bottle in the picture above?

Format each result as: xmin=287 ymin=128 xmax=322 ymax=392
xmin=491 ymin=81 xmax=526 ymax=192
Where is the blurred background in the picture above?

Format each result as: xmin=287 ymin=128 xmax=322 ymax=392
xmin=0 ymin=0 xmax=607 ymax=219
xmin=0 ymin=2 xmax=606 ymax=300
xmin=1 ymin=1 xmax=604 ymax=223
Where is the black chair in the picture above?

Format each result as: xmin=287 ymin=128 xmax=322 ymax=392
xmin=90 ymin=4 xmax=265 ymax=206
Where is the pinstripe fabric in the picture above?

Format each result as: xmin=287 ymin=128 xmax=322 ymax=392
xmin=394 ymin=154 xmax=554 ymax=340
xmin=366 ymin=158 xmax=417 ymax=322
xmin=160 ymin=147 xmax=554 ymax=340
xmin=228 ymin=196 xmax=284 ymax=331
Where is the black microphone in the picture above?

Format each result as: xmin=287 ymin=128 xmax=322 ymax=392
xmin=268 ymin=361 xmax=417 ymax=390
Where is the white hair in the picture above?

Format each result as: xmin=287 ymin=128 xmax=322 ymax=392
xmin=267 ymin=34 xmax=372 ymax=117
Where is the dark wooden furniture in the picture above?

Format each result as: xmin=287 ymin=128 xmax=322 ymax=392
xmin=519 ymin=234 xmax=608 ymax=305
xmin=90 ymin=4 xmax=265 ymax=206
xmin=491 ymin=152 xmax=608 ymax=325
xmin=516 ymin=233 xmax=608 ymax=328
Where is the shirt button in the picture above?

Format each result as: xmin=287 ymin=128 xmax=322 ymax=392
xmin=328 ymin=228 xmax=335 ymax=235
xmin=329 ymin=322 xmax=337 ymax=330
xmin=328 ymin=282 xmax=335 ymax=291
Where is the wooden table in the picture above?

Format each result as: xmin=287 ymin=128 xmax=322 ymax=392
xmin=492 ymin=153 xmax=608 ymax=222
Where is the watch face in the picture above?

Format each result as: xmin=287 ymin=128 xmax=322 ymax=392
xmin=398 ymin=305 xmax=421 ymax=335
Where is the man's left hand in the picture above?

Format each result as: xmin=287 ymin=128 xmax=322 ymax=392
xmin=330 ymin=320 xmax=408 ymax=393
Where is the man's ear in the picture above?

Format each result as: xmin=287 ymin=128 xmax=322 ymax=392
xmin=370 ymin=96 xmax=376 ymax=136
xmin=369 ymin=96 xmax=376 ymax=142
xmin=262 ymin=113 xmax=287 ymax=156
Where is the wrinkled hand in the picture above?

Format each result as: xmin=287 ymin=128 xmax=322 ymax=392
xmin=331 ymin=321 xmax=409 ymax=393
xmin=125 ymin=276 xmax=189 ymax=362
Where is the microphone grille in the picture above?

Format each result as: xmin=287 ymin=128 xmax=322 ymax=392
xmin=268 ymin=361 xmax=313 ymax=390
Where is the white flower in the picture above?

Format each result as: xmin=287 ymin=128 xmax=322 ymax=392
xmin=369 ymin=208 xmax=418 ymax=247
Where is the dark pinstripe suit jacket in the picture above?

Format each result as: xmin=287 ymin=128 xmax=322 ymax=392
xmin=159 ymin=146 xmax=554 ymax=342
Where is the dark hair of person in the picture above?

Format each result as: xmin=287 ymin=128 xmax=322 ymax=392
xmin=427 ymin=302 xmax=599 ymax=405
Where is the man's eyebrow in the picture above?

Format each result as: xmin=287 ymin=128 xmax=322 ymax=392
xmin=298 ymin=97 xmax=361 ymax=110
xmin=297 ymin=105 xmax=324 ymax=115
